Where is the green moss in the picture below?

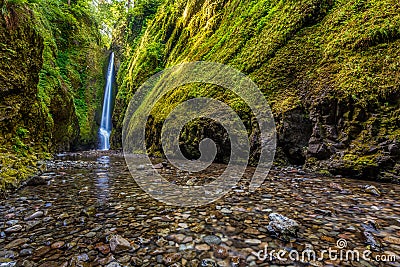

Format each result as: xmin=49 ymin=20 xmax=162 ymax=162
xmin=29 ymin=0 xmax=107 ymax=147
xmin=0 ymin=151 xmax=39 ymax=192
xmin=1 ymin=0 xmax=107 ymax=192
xmin=343 ymin=153 xmax=379 ymax=171
xmin=113 ymin=0 xmax=400 ymax=179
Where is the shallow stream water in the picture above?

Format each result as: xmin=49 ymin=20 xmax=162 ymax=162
xmin=0 ymin=151 xmax=399 ymax=267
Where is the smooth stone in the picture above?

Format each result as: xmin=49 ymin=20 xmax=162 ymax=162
xmin=213 ymin=245 xmax=228 ymax=259
xmin=136 ymin=165 xmax=145 ymax=170
xmin=118 ymin=255 xmax=131 ymax=263
xmin=244 ymin=239 xmax=262 ymax=245
xmin=95 ymin=243 xmax=110 ymax=255
xmin=195 ymin=244 xmax=211 ymax=251
xmin=50 ymin=241 xmax=65 ymax=249
xmin=105 ymin=263 xmax=121 ymax=267
xmin=177 ymin=223 xmax=188 ymax=228
xmin=4 ymin=225 xmax=22 ymax=233
xmin=384 ymin=236 xmax=400 ymax=245
xmin=0 ymin=251 xmax=16 ymax=259
xmin=170 ymin=233 xmax=186 ymax=243
xmin=19 ymin=249 xmax=32 ymax=256
xmin=163 ymin=253 xmax=181 ymax=265
xmin=0 ymin=262 xmax=16 ymax=267
xmin=203 ymin=235 xmax=222 ymax=246
xmin=364 ymin=185 xmax=381 ymax=196
xmin=201 ymin=258 xmax=217 ymax=267
xmin=35 ymin=246 xmax=50 ymax=257
xmin=98 ymin=254 xmax=115 ymax=265
xmin=4 ymin=238 xmax=29 ymax=249
xmin=5 ymin=221 xmax=19 ymax=226
xmin=24 ymin=211 xmax=44 ymax=221
xmin=109 ymin=235 xmax=131 ymax=253
xmin=24 ymin=210 xmax=44 ymax=221
xmin=85 ymin=232 xmax=96 ymax=238
xmin=220 ymin=208 xmax=232 ymax=214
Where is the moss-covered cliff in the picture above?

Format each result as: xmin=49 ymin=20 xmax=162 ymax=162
xmin=114 ymin=0 xmax=400 ymax=181
xmin=0 ymin=0 xmax=106 ymax=192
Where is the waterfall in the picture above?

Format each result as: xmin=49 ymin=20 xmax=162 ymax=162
xmin=98 ymin=52 xmax=115 ymax=150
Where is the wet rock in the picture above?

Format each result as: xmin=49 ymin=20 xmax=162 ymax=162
xmin=19 ymin=248 xmax=32 ymax=256
xmin=153 ymin=163 xmax=164 ymax=169
xmin=5 ymin=220 xmax=19 ymax=226
xmin=195 ymin=244 xmax=210 ymax=251
xmin=363 ymin=231 xmax=381 ymax=251
xmin=329 ymin=182 xmax=343 ymax=190
xmin=244 ymin=239 xmax=261 ymax=245
xmin=57 ymin=213 xmax=69 ymax=220
xmin=38 ymin=261 xmax=59 ymax=267
xmin=50 ymin=241 xmax=65 ymax=249
xmin=76 ymin=253 xmax=89 ymax=262
xmin=109 ymin=235 xmax=131 ymax=253
xmin=361 ymin=221 xmax=380 ymax=234
xmin=4 ymin=238 xmax=29 ymax=249
xmin=4 ymin=225 xmax=22 ymax=233
xmin=243 ymin=227 xmax=261 ymax=235
xmin=168 ymin=233 xmax=186 ymax=243
xmin=21 ymin=260 xmax=35 ymax=267
xmin=203 ymin=235 xmax=221 ymax=246
xmin=26 ymin=176 xmax=47 ymax=186
xmin=213 ymin=245 xmax=228 ymax=259
xmin=384 ymin=236 xmax=400 ymax=245
xmin=118 ymin=255 xmax=131 ymax=263
xmin=364 ymin=185 xmax=381 ymax=196
xmin=105 ymin=263 xmax=121 ymax=267
xmin=1 ymin=152 xmax=400 ymax=266
xmin=267 ymin=213 xmax=299 ymax=239
xmin=314 ymin=209 xmax=332 ymax=216
xmin=80 ymin=206 xmax=96 ymax=217
xmin=25 ymin=220 xmax=40 ymax=230
xmin=85 ymin=232 xmax=96 ymax=238
xmin=177 ymin=222 xmax=188 ymax=228
xmin=136 ymin=164 xmax=145 ymax=170
xmin=98 ymin=254 xmax=115 ymax=265
xmin=0 ymin=262 xmax=16 ymax=267
xmin=156 ymin=237 xmax=167 ymax=247
xmin=95 ymin=243 xmax=110 ymax=255
xmin=201 ymin=258 xmax=217 ymax=267
xmin=0 ymin=251 xmax=16 ymax=259
xmin=220 ymin=208 xmax=232 ymax=214
xmin=163 ymin=253 xmax=181 ymax=265
xmin=24 ymin=211 xmax=44 ymax=221
xmin=35 ymin=246 xmax=50 ymax=257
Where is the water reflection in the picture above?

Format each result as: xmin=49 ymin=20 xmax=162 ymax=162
xmin=95 ymin=156 xmax=110 ymax=205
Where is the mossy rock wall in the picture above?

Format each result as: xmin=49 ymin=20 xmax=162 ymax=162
xmin=114 ymin=0 xmax=400 ymax=181
xmin=0 ymin=0 xmax=106 ymax=192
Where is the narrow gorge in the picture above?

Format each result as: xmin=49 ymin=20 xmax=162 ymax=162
xmin=0 ymin=0 xmax=399 ymax=266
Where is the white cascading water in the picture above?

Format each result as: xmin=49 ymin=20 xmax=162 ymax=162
xmin=98 ymin=52 xmax=115 ymax=150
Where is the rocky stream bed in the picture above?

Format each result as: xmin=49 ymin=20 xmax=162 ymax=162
xmin=0 ymin=151 xmax=399 ymax=267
